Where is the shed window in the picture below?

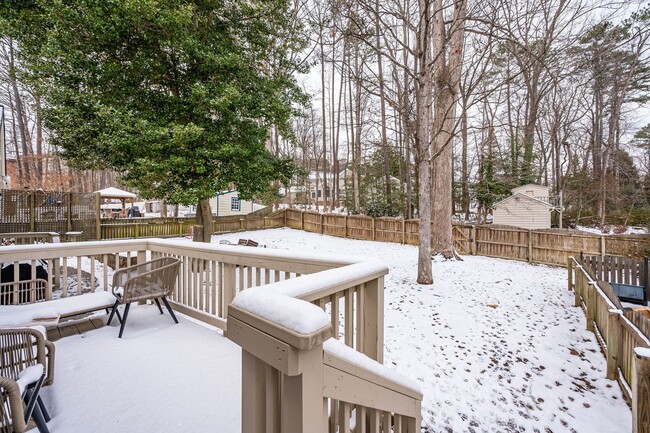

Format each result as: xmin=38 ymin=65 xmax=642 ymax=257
xmin=231 ymin=197 xmax=241 ymax=211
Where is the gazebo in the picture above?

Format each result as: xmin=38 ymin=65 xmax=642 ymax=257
xmin=94 ymin=187 xmax=137 ymax=218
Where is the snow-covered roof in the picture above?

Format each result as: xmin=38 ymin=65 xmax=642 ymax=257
xmin=493 ymin=192 xmax=554 ymax=209
xmin=94 ymin=187 xmax=137 ymax=199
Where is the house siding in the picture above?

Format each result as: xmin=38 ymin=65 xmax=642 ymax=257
xmin=208 ymin=191 xmax=263 ymax=216
xmin=493 ymin=197 xmax=551 ymax=230
xmin=511 ymin=184 xmax=550 ymax=199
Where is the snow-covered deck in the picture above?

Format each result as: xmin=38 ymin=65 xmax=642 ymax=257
xmin=38 ymin=306 xmax=241 ymax=432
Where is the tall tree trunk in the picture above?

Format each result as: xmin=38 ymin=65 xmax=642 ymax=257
xmin=416 ymin=0 xmax=432 ymax=284
xmin=431 ymin=0 xmax=466 ymax=258
xmin=319 ymin=32 xmax=329 ymax=212
xmin=193 ymin=199 xmax=212 ymax=243
xmin=375 ymin=0 xmax=392 ymax=210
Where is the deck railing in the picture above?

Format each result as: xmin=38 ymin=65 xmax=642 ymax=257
xmin=569 ymin=256 xmax=650 ymax=432
xmin=0 ymin=238 xmax=422 ymax=432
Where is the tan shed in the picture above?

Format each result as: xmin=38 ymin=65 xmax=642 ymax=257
xmin=492 ymin=193 xmax=553 ymax=229
xmin=208 ymin=190 xmax=266 ymax=217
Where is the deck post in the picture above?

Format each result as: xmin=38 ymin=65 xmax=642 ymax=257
xmin=363 ymin=276 xmax=384 ymax=363
xmin=634 ymin=348 xmax=650 ymax=433
xmin=227 ymin=305 xmax=331 ymax=433
xmin=567 ymin=257 xmax=573 ymax=291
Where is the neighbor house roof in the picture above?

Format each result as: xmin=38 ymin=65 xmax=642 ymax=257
xmin=493 ymin=192 xmax=554 ymax=209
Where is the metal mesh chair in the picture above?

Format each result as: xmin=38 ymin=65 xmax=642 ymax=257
xmin=107 ymin=257 xmax=181 ymax=338
xmin=0 ymin=328 xmax=53 ymax=433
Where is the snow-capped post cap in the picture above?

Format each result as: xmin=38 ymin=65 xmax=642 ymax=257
xmin=608 ymin=308 xmax=623 ymax=315
xmin=229 ymin=289 xmax=332 ymax=352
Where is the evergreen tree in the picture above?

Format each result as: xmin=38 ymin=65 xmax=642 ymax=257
xmin=2 ymin=0 xmax=305 ymax=241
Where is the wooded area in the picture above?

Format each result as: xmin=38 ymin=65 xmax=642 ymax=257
xmin=2 ymin=1 xmax=650 ymax=282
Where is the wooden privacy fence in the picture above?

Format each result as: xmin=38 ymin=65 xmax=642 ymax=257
xmin=99 ymin=208 xmax=650 ymax=267
xmin=285 ymin=208 xmax=650 ymax=266
xmin=100 ymin=210 xmax=286 ymax=240
xmin=569 ymin=255 xmax=650 ymax=432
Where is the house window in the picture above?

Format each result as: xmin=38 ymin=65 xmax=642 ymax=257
xmin=231 ymin=197 xmax=241 ymax=211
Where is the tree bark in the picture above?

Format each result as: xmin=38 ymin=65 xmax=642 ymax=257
xmin=416 ymin=0 xmax=432 ymax=284
xmin=193 ymin=199 xmax=213 ymax=243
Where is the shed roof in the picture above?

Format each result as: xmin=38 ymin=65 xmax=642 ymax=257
xmin=493 ymin=192 xmax=554 ymax=209
xmin=94 ymin=187 xmax=137 ymax=199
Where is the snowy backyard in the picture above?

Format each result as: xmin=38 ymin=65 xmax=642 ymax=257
xmin=39 ymin=227 xmax=631 ymax=432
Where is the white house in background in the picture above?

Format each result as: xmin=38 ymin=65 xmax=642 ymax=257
xmin=492 ymin=184 xmax=556 ymax=229
xmin=208 ymin=190 xmax=266 ymax=217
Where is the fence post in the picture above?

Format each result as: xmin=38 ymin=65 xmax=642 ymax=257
xmin=633 ymin=348 xmax=650 ymax=433
xmin=240 ymin=218 xmax=245 ymax=231
xmin=344 ymin=215 xmax=348 ymax=238
xmin=67 ymin=192 xmax=73 ymax=233
xmin=320 ymin=214 xmax=325 ymax=234
xmin=574 ymin=270 xmax=581 ymax=307
xmin=527 ymin=230 xmax=533 ymax=263
xmin=372 ymin=217 xmax=376 ymax=241
xmin=470 ymin=225 xmax=477 ymax=255
xmin=95 ymin=193 xmax=101 ymax=240
xmin=263 ymin=216 xmax=268 ymax=228
xmin=402 ymin=220 xmax=406 ymax=244
xmin=29 ymin=192 xmax=35 ymax=232
xmin=601 ymin=235 xmax=606 ymax=258
xmin=586 ymin=281 xmax=595 ymax=332
xmin=567 ymin=257 xmax=573 ymax=291
xmin=300 ymin=210 xmax=304 ymax=231
xmin=606 ymin=309 xmax=621 ymax=380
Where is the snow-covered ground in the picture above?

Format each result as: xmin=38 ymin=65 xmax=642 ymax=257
xmin=38 ymin=228 xmax=631 ymax=432
xmin=217 ymin=228 xmax=631 ymax=433
xmin=576 ymin=225 xmax=648 ymax=236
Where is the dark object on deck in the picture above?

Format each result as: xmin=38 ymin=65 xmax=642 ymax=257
xmin=237 ymin=239 xmax=259 ymax=247
xmin=107 ymin=257 xmax=181 ymax=338
xmin=0 ymin=261 xmax=48 ymax=305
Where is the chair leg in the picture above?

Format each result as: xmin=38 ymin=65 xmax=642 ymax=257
xmin=31 ymin=398 xmax=50 ymax=433
xmin=118 ymin=303 xmax=131 ymax=338
xmin=154 ymin=298 xmax=163 ymax=314
xmin=107 ymin=299 xmax=120 ymax=326
xmin=37 ymin=395 xmax=51 ymax=422
xmin=161 ymin=297 xmax=179 ymax=324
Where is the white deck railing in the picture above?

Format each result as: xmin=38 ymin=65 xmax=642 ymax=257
xmin=0 ymin=239 xmax=422 ymax=432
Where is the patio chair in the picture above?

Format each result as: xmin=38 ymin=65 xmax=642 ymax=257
xmin=0 ymin=328 xmax=53 ymax=433
xmin=107 ymin=257 xmax=181 ymax=338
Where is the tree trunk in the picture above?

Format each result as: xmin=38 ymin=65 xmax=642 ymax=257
xmin=193 ymin=199 xmax=212 ymax=243
xmin=431 ymin=0 xmax=466 ymax=259
xmin=415 ymin=0 xmax=432 ymax=284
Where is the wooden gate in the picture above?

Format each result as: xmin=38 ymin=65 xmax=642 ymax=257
xmin=453 ymin=225 xmax=471 ymax=254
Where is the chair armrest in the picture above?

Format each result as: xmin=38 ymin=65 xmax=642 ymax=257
xmin=0 ymin=328 xmax=46 ymax=380
xmin=0 ymin=376 xmax=26 ymax=432
xmin=43 ymin=339 xmax=55 ymax=387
